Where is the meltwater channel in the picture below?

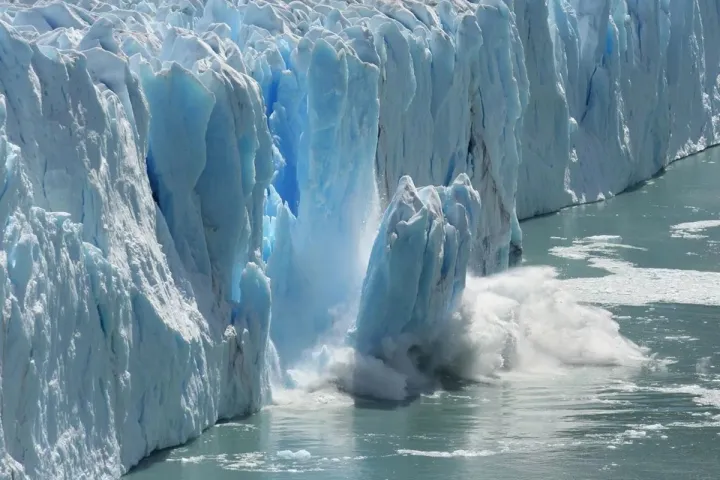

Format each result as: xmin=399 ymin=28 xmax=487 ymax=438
xmin=127 ymin=148 xmax=720 ymax=480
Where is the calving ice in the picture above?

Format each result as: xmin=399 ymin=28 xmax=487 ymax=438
xmin=0 ymin=0 xmax=717 ymax=478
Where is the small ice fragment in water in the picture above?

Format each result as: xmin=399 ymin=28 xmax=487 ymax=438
xmin=277 ymin=450 xmax=312 ymax=461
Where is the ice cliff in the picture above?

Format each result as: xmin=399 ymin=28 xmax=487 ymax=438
xmin=0 ymin=0 xmax=718 ymax=477
xmin=515 ymin=0 xmax=720 ymax=217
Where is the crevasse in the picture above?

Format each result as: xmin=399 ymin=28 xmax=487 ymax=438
xmin=0 ymin=0 xmax=718 ymax=477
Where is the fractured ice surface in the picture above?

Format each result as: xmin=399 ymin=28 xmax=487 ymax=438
xmin=0 ymin=0 xmax=719 ymax=477
xmin=0 ymin=10 xmax=273 ymax=479
xmin=351 ymin=174 xmax=480 ymax=369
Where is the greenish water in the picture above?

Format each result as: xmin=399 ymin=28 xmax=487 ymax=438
xmin=128 ymin=149 xmax=720 ymax=480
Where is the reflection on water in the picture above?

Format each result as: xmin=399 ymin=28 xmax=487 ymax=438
xmin=127 ymin=149 xmax=720 ymax=480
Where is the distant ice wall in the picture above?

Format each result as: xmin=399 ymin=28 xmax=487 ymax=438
xmin=515 ymin=0 xmax=720 ymax=218
xmin=1 ymin=0 xmax=720 ymax=478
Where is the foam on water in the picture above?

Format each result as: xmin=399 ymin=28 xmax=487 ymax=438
xmin=167 ymin=451 xmax=322 ymax=473
xmin=670 ymin=220 xmax=720 ymax=239
xmin=550 ymin=235 xmax=720 ymax=306
xmin=549 ymin=235 xmax=647 ymax=261
xmin=397 ymin=449 xmax=496 ymax=458
xmin=282 ymin=266 xmax=648 ymax=402
xmin=563 ymin=268 xmax=720 ymax=306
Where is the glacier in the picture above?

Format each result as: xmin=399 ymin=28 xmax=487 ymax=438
xmin=0 ymin=0 xmax=718 ymax=477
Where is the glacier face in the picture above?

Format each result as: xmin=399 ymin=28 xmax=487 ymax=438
xmin=0 ymin=0 xmax=718 ymax=477
xmin=515 ymin=0 xmax=720 ymax=218
xmin=0 ymin=8 xmax=274 ymax=479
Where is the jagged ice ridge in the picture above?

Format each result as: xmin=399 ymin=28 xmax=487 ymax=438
xmin=0 ymin=0 xmax=718 ymax=477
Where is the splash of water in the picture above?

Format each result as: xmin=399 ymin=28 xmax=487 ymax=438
xmin=275 ymin=266 xmax=649 ymax=402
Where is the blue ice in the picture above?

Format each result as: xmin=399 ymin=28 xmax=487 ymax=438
xmin=0 ymin=0 xmax=719 ymax=478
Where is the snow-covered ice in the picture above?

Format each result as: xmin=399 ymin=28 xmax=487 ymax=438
xmin=0 ymin=0 xmax=718 ymax=477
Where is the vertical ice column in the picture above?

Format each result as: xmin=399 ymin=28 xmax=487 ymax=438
xmin=513 ymin=0 xmax=573 ymax=218
xmin=468 ymin=2 xmax=528 ymax=275
xmin=697 ymin=1 xmax=720 ymax=142
xmin=666 ymin=0 xmax=712 ymax=158
xmin=136 ymin=56 xmax=274 ymax=314
xmin=135 ymin=62 xmax=215 ymax=306
xmin=351 ymin=174 xmax=480 ymax=372
xmin=0 ymin=94 xmax=24 ymax=479
xmin=268 ymin=36 xmax=382 ymax=366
